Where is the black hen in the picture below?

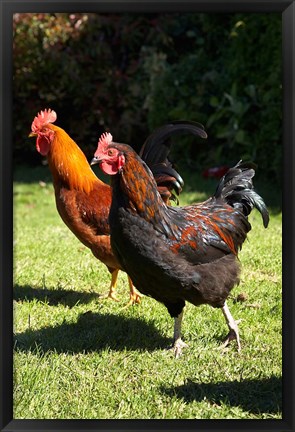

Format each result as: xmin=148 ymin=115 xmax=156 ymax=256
xmin=92 ymin=133 xmax=269 ymax=355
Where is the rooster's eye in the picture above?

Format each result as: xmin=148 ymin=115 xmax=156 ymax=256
xmin=108 ymin=149 xmax=114 ymax=156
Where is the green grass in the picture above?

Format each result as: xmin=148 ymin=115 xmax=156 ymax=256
xmin=13 ymin=165 xmax=282 ymax=419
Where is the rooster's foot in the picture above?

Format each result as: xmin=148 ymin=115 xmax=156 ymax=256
xmin=99 ymin=291 xmax=120 ymax=302
xmin=123 ymin=292 xmax=142 ymax=308
xmin=219 ymin=319 xmax=242 ymax=352
xmin=126 ymin=277 xmax=143 ymax=307
xmin=99 ymin=270 xmax=120 ymax=302
xmin=168 ymin=338 xmax=188 ymax=359
xmin=220 ymin=301 xmax=242 ymax=352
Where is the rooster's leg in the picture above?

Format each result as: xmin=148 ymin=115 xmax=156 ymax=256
xmin=99 ymin=269 xmax=120 ymax=302
xmin=221 ymin=301 xmax=241 ymax=352
xmin=169 ymin=310 xmax=188 ymax=358
xmin=124 ymin=276 xmax=142 ymax=307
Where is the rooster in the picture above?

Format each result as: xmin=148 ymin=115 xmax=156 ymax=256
xmin=29 ymin=109 xmax=207 ymax=306
xmin=92 ymin=132 xmax=269 ymax=356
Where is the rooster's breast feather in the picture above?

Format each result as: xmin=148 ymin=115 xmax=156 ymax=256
xmin=57 ymin=182 xmax=111 ymax=237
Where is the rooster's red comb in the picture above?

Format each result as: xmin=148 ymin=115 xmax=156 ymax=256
xmin=31 ymin=109 xmax=57 ymax=133
xmin=97 ymin=132 xmax=113 ymax=150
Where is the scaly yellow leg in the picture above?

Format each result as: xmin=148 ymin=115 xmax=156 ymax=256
xmin=124 ymin=276 xmax=142 ymax=307
xmin=99 ymin=269 xmax=120 ymax=302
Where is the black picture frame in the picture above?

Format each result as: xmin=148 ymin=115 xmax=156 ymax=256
xmin=1 ymin=1 xmax=294 ymax=431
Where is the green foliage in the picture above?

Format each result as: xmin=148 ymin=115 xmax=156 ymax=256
xmin=14 ymin=13 xmax=281 ymax=182
xmin=145 ymin=14 xmax=282 ymax=181
xmin=13 ymin=166 xmax=282 ymax=419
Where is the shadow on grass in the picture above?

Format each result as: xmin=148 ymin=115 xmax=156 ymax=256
xmin=161 ymin=376 xmax=282 ymax=415
xmin=14 ymin=284 xmax=105 ymax=308
xmin=14 ymin=311 xmax=170 ymax=354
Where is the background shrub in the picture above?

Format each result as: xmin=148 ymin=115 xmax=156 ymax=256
xmin=13 ymin=13 xmax=282 ymax=183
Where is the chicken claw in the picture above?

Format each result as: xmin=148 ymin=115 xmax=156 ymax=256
xmin=168 ymin=310 xmax=188 ymax=358
xmin=220 ymin=301 xmax=242 ymax=352
xmin=121 ymin=277 xmax=143 ymax=308
xmin=169 ymin=338 xmax=188 ymax=359
xmin=99 ymin=290 xmax=120 ymax=302
xmin=99 ymin=269 xmax=120 ymax=302
xmin=99 ymin=271 xmax=142 ymax=306
xmin=125 ymin=276 xmax=142 ymax=306
xmin=123 ymin=292 xmax=142 ymax=308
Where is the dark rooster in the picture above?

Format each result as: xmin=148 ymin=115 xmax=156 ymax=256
xmin=30 ymin=109 xmax=207 ymax=306
xmin=92 ymin=133 xmax=269 ymax=356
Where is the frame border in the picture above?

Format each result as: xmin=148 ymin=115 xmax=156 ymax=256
xmin=1 ymin=1 xmax=294 ymax=431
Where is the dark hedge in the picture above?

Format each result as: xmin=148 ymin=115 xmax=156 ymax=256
xmin=13 ymin=13 xmax=281 ymax=183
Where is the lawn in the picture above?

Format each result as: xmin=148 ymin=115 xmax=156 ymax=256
xmin=13 ymin=164 xmax=282 ymax=420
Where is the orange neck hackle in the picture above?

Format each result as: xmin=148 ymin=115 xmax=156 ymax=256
xmin=47 ymin=124 xmax=100 ymax=194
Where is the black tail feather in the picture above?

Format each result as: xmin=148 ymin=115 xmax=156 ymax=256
xmin=140 ymin=121 xmax=207 ymax=201
xmin=151 ymin=163 xmax=184 ymax=191
xmin=214 ymin=161 xmax=269 ymax=228
xmin=139 ymin=120 xmax=207 ymax=166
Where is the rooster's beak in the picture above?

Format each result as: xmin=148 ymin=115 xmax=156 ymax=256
xmin=29 ymin=132 xmax=37 ymax=138
xmin=90 ymin=157 xmax=101 ymax=166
